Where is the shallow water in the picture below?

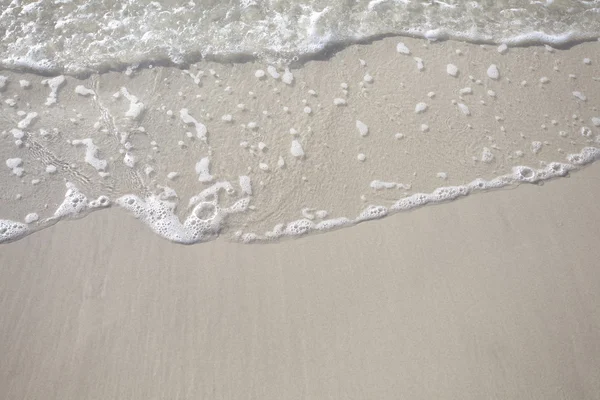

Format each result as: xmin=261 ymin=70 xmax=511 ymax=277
xmin=1 ymin=36 xmax=599 ymax=244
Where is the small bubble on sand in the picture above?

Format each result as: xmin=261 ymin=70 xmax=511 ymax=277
xmin=282 ymin=68 xmax=294 ymax=85
xmin=531 ymin=141 xmax=543 ymax=154
xmin=481 ymin=147 xmax=494 ymax=163
xmin=356 ymin=120 xmax=369 ymax=137
xmin=487 ymin=64 xmax=500 ymax=80
xmin=447 ymin=64 xmax=459 ymax=77
xmin=415 ymin=102 xmax=428 ymax=114
xmin=497 ymin=43 xmax=508 ymax=54
xmin=357 ymin=153 xmax=366 ymax=162
xmin=267 ymin=66 xmax=280 ymax=79
xmin=396 ymin=42 xmax=411 ymax=55
xmin=457 ymin=103 xmax=470 ymax=116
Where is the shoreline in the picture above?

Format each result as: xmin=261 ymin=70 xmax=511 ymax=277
xmin=1 ymin=161 xmax=599 ymax=399
xmin=2 ymin=37 xmax=599 ymax=244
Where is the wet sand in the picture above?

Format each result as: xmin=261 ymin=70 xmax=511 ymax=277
xmin=1 ymin=162 xmax=599 ymax=400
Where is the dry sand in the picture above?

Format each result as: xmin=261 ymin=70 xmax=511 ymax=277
xmin=1 ymin=161 xmax=599 ymax=400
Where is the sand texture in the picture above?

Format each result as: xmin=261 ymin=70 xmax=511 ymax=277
xmin=1 ymin=162 xmax=599 ymax=400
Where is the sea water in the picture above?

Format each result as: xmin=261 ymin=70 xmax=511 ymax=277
xmin=0 ymin=1 xmax=599 ymax=244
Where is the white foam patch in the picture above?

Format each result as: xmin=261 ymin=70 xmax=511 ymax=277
xmin=195 ymin=157 xmax=213 ymax=183
xmin=0 ymin=75 xmax=8 ymax=91
xmin=457 ymin=103 xmax=470 ymax=115
xmin=370 ymin=180 xmax=411 ymax=190
xmin=5 ymin=158 xmax=23 ymax=176
xmin=180 ymin=108 xmax=208 ymax=142
xmin=17 ymin=112 xmax=38 ymax=129
xmin=71 ymin=138 xmax=107 ymax=171
xmin=531 ymin=141 xmax=543 ymax=154
xmin=231 ymin=148 xmax=600 ymax=244
xmin=290 ymin=140 xmax=304 ymax=158
xmin=51 ymin=182 xmax=88 ymax=220
xmin=592 ymin=117 xmax=600 ymax=127
xmin=0 ymin=219 xmax=28 ymax=243
xmin=284 ymin=219 xmax=315 ymax=236
xmin=267 ymin=66 xmax=280 ymax=79
xmin=239 ymin=175 xmax=252 ymax=195
xmin=41 ymin=75 xmax=65 ymax=106
xmin=447 ymin=64 xmax=459 ymax=77
xmin=19 ymin=79 xmax=30 ymax=88
xmin=117 ymin=181 xmax=250 ymax=244
xmin=497 ymin=43 xmax=508 ymax=54
xmin=333 ymin=97 xmax=347 ymax=106
xmin=487 ymin=64 xmax=500 ymax=80
xmin=24 ymin=213 xmax=39 ymax=224
xmin=356 ymin=205 xmax=388 ymax=222
xmin=282 ymin=68 xmax=294 ymax=85
xmin=414 ymin=57 xmax=424 ymax=71
xmin=120 ymin=87 xmax=145 ymax=120
xmin=481 ymin=147 xmax=494 ymax=163
xmin=396 ymin=42 xmax=411 ymax=54
xmin=415 ymin=102 xmax=428 ymax=114
xmin=75 ymin=85 xmax=95 ymax=96
xmin=356 ymin=120 xmax=369 ymax=136
xmin=123 ymin=152 xmax=136 ymax=168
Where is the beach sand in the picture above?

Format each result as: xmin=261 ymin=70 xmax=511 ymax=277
xmin=1 ymin=161 xmax=599 ymax=400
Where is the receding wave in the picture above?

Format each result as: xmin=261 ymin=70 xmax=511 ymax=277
xmin=1 ymin=0 xmax=599 ymax=75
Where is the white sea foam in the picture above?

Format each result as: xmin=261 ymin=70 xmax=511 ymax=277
xmin=2 ymin=1 xmax=599 ymax=75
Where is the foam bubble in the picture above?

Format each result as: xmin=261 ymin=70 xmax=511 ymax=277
xmin=120 ymin=87 xmax=145 ymax=120
xmin=24 ymin=213 xmax=39 ymax=224
xmin=481 ymin=147 xmax=494 ymax=163
xmin=195 ymin=157 xmax=213 ymax=183
xmin=71 ymin=138 xmax=107 ymax=172
xmin=0 ymin=219 xmax=28 ymax=244
xmin=290 ymin=140 xmax=304 ymax=158
xmin=52 ymin=183 xmax=88 ymax=220
xmin=17 ymin=112 xmax=37 ymax=129
xmin=0 ymin=75 xmax=8 ymax=91
xmin=396 ymin=42 xmax=411 ymax=55
xmin=487 ymin=64 xmax=500 ymax=80
xmin=75 ymin=85 xmax=95 ymax=96
xmin=180 ymin=108 xmax=207 ymax=142
xmin=5 ymin=158 xmax=24 ymax=176
xmin=370 ymin=180 xmax=411 ymax=190
xmin=455 ymin=103 xmax=469 ymax=115
xmin=356 ymin=205 xmax=388 ymax=222
xmin=41 ymin=75 xmax=65 ymax=106
xmin=447 ymin=64 xmax=459 ymax=77
xmin=414 ymin=57 xmax=424 ymax=71
xmin=267 ymin=66 xmax=280 ymax=79
xmin=415 ymin=102 xmax=428 ymax=114
xmin=356 ymin=120 xmax=369 ymax=136
xmin=239 ymin=176 xmax=252 ymax=195
xmin=282 ymin=68 xmax=294 ymax=85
